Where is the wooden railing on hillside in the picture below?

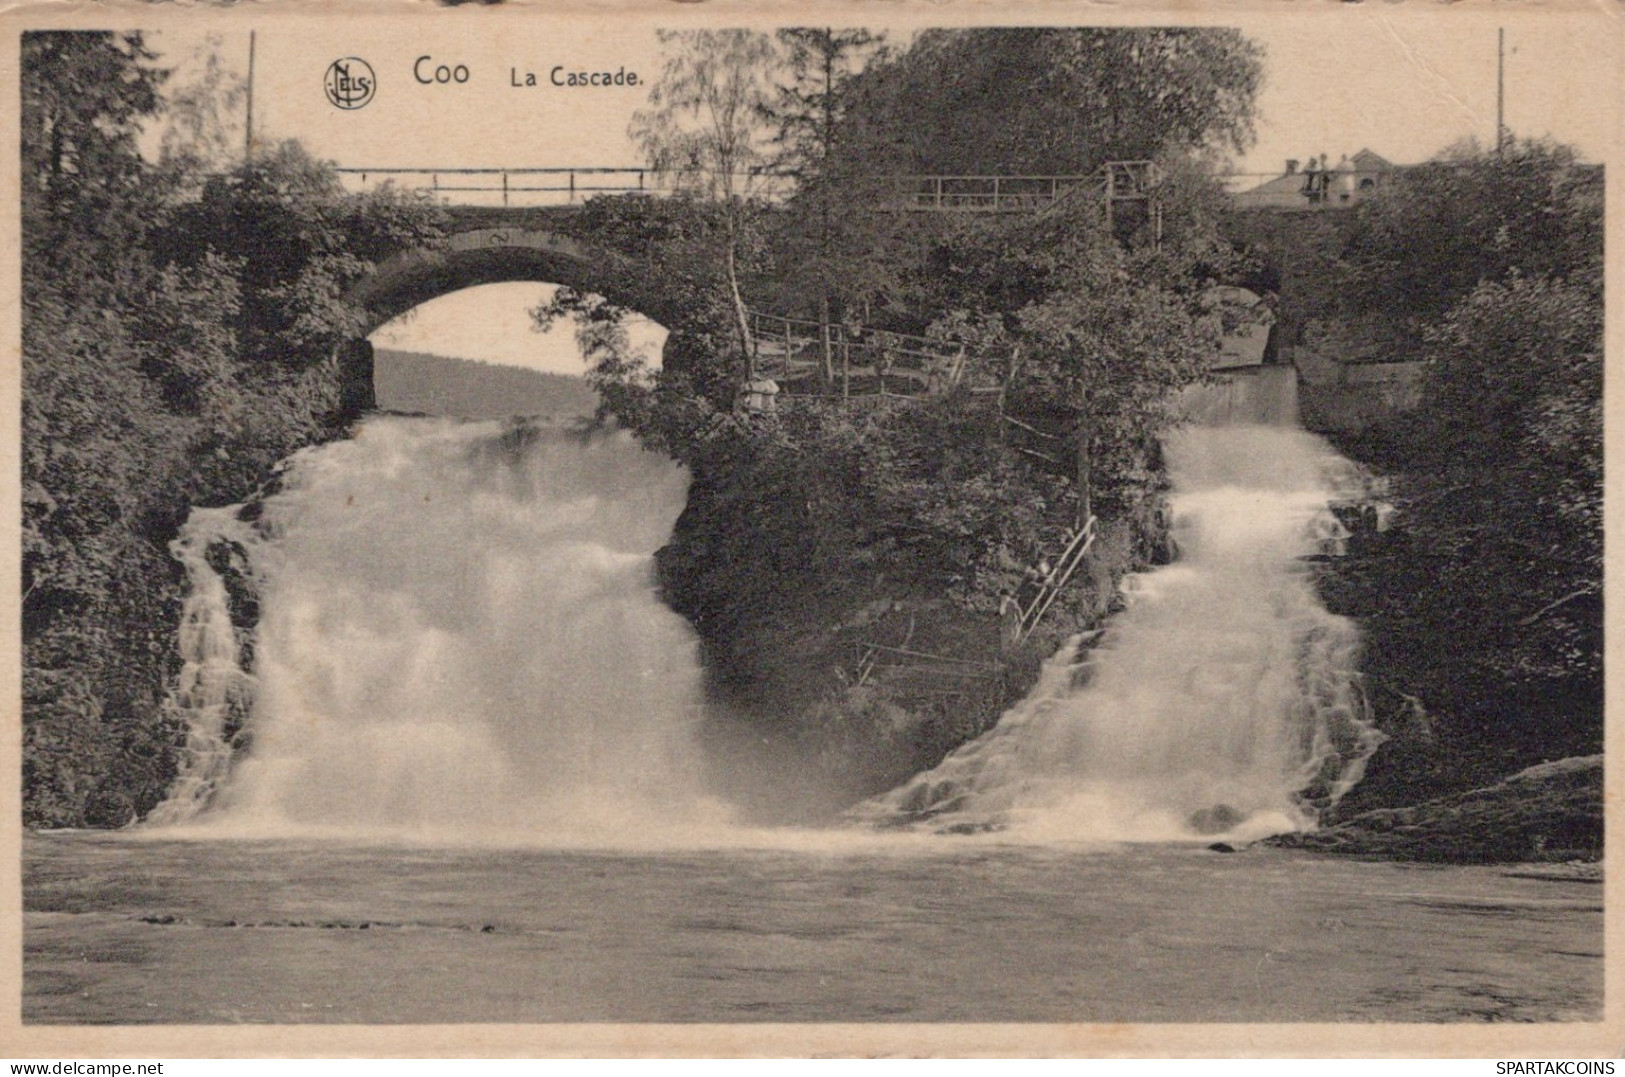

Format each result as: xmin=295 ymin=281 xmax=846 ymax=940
xmin=746 ymin=309 xmax=1005 ymax=402
xmin=853 ymin=642 xmax=1005 ymax=695
xmin=1012 ymin=515 xmax=1098 ymax=645
xmin=889 ymin=161 xmax=1160 ymax=219
xmin=845 ymin=516 xmax=1098 ymax=691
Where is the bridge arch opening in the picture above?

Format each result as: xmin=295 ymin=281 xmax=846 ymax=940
xmin=340 ymin=226 xmax=673 ymax=419
xmin=364 ymin=282 xmax=666 ymax=421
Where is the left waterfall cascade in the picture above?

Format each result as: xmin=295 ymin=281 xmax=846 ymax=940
xmin=147 ymin=416 xmax=731 ymax=842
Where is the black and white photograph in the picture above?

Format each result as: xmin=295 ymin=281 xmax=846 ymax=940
xmin=8 ymin=1 xmax=1616 ymax=1056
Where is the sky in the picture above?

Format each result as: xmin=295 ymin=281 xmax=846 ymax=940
xmin=140 ymin=9 xmax=1619 ymax=376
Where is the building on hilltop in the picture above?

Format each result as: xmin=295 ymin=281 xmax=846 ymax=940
xmin=1232 ymin=149 xmax=1400 ymax=210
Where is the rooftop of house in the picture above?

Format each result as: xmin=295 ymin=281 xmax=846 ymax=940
xmin=1232 ymin=149 xmax=1401 ymax=209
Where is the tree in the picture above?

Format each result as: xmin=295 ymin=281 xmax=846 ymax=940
xmin=835 ymin=29 xmax=1263 ymax=177
xmin=906 ymin=192 xmax=1222 ymax=523
xmin=163 ymin=141 xmax=444 ymax=372
xmin=767 ymin=29 xmax=883 ymax=182
xmin=581 ymin=27 xmax=1265 ymax=807
xmin=764 ymin=29 xmax=891 ymax=329
xmin=530 ymin=191 xmax=751 ymax=428
xmin=22 ymin=32 xmax=167 ymax=312
xmin=22 ymin=32 xmax=185 ymax=827
xmin=156 ymin=33 xmax=249 ymax=174
xmin=1316 ymin=141 xmax=1603 ymax=797
xmin=22 ymin=31 xmax=164 ymax=203
xmin=22 ymin=30 xmax=171 ymax=629
xmin=1335 ymin=138 xmax=1601 ymax=358
xmin=750 ymin=27 xmax=1262 ymax=345
xmin=631 ymin=30 xmax=780 ymax=366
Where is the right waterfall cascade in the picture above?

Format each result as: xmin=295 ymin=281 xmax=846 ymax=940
xmin=861 ymin=406 xmax=1386 ymax=842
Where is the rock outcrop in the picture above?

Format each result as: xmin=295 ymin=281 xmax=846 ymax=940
xmin=1274 ymin=755 xmax=1602 ymax=863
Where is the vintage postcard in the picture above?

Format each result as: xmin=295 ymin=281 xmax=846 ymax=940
xmin=2 ymin=0 xmax=1619 ymax=1058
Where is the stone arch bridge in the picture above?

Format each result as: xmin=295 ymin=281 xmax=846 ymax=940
xmin=338 ymin=207 xmax=678 ymax=414
xmin=333 ymin=175 xmax=1285 ymax=416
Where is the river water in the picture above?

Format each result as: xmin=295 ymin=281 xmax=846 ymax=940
xmin=24 ymin=832 xmax=1603 ymax=1024
xmin=24 ymin=414 xmax=1602 ymax=1025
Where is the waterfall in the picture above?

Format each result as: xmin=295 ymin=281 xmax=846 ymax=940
xmin=150 ymin=416 xmax=727 ymax=841
xmin=859 ymin=424 xmax=1385 ymax=842
xmin=150 ymin=390 xmax=1380 ymax=846
xmin=1177 ymin=366 xmax=1301 ymax=427
xmin=144 ymin=507 xmax=259 ymax=826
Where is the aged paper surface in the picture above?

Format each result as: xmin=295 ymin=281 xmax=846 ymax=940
xmin=1 ymin=0 xmax=1620 ymax=1058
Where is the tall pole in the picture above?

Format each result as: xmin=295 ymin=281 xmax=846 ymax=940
xmin=819 ymin=31 xmax=835 ymax=391
xmin=245 ymin=30 xmax=257 ymax=160
xmin=1496 ymin=28 xmax=1505 ymax=155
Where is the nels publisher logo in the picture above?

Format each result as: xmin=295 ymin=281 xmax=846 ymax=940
xmin=324 ymin=57 xmax=376 ymax=110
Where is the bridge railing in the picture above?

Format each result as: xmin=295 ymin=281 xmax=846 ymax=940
xmin=333 ymin=167 xmax=657 ymax=206
xmin=333 ymin=166 xmax=798 ymax=207
xmin=884 ymin=162 xmax=1163 ymax=213
xmin=334 ymin=161 xmax=1404 ymax=214
xmin=888 ymin=174 xmax=1097 ymax=212
xmin=334 ymin=161 xmax=1172 ymax=212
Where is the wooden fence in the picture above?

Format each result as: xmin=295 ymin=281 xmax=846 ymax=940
xmin=747 ymin=309 xmax=1004 ymax=401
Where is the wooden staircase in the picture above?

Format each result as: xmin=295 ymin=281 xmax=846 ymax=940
xmin=1009 ymin=515 xmax=1098 ymax=645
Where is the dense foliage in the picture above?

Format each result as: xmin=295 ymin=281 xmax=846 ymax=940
xmin=551 ymin=28 xmax=1257 ymax=807
xmin=1314 ymin=142 xmax=1603 ymax=807
xmin=531 ymin=191 xmax=765 ymax=424
xmin=22 ymin=32 xmax=444 ymax=826
xmin=1335 ymin=141 xmax=1602 ymax=359
xmin=835 ymin=28 xmax=1262 ymax=177
xmin=765 ymin=27 xmax=1261 ymax=327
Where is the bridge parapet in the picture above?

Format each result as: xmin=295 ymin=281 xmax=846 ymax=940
xmin=345 ymin=221 xmax=684 ymax=337
xmin=411 ymin=206 xmax=598 ymax=241
xmin=434 ymin=226 xmax=596 ymax=259
xmin=334 ymin=161 xmax=1162 ymax=217
xmin=335 ymin=166 xmax=655 ymax=207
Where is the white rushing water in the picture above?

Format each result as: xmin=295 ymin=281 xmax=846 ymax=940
xmin=151 ymin=416 xmax=728 ymax=841
xmin=153 ymin=405 xmax=1380 ymax=846
xmin=861 ymin=424 xmax=1384 ymax=842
